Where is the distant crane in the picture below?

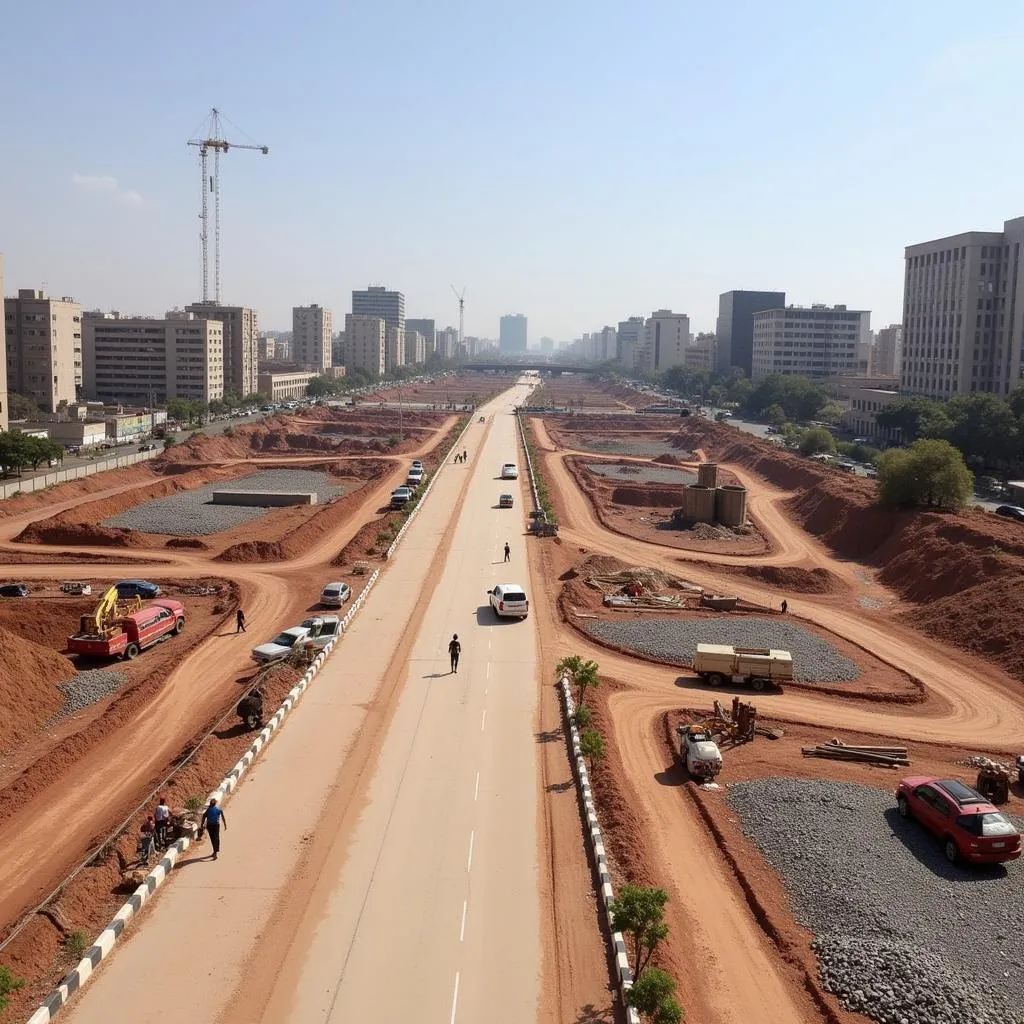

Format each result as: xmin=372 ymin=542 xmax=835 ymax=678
xmin=451 ymin=285 xmax=466 ymax=350
xmin=188 ymin=108 xmax=269 ymax=304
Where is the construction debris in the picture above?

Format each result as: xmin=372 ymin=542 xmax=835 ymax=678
xmin=585 ymin=567 xmax=701 ymax=595
xmin=711 ymin=697 xmax=759 ymax=745
xmin=956 ymin=756 xmax=1015 ymax=804
xmin=956 ymin=754 xmax=1014 ymax=773
xmin=802 ymin=738 xmax=910 ymax=768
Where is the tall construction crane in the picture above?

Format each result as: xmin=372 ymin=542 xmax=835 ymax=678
xmin=451 ymin=285 xmax=466 ymax=349
xmin=188 ymin=108 xmax=269 ymax=304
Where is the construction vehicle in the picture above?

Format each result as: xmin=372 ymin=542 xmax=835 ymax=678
xmin=692 ymin=643 xmax=793 ymax=692
xmin=67 ymin=586 xmax=185 ymax=660
xmin=236 ymin=689 xmax=265 ymax=730
xmin=674 ymin=723 xmax=723 ymax=781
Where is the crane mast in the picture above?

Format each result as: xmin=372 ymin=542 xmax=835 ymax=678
xmin=188 ymin=108 xmax=268 ymax=304
xmin=451 ymin=285 xmax=466 ymax=351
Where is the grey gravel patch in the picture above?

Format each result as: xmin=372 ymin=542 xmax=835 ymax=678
xmin=571 ymin=438 xmax=689 ymax=459
xmin=49 ymin=668 xmax=129 ymax=721
xmin=582 ymin=616 xmax=859 ymax=682
xmin=858 ymin=596 xmax=885 ymax=610
xmin=585 ymin=462 xmax=696 ymax=487
xmin=103 ymin=470 xmax=353 ymax=536
xmin=728 ymin=777 xmax=1024 ymax=1024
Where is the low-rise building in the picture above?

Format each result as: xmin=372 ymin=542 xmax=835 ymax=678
xmin=257 ymin=371 xmax=318 ymax=402
xmin=684 ymin=335 xmax=715 ymax=372
xmin=106 ymin=411 xmax=163 ymax=443
xmin=840 ymin=387 xmax=901 ymax=443
xmin=44 ymin=420 xmax=109 ymax=448
xmin=324 ymin=365 xmax=347 ymax=380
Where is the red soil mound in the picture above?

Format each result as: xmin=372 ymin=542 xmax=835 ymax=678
xmin=611 ymin=486 xmax=681 ymax=508
xmin=687 ymin=561 xmax=841 ymax=595
xmin=0 ymin=628 xmax=76 ymax=753
xmin=165 ymin=537 xmax=209 ymax=550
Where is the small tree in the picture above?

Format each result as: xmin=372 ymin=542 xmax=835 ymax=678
xmin=798 ymin=426 xmax=835 ymax=456
xmin=629 ymin=968 xmax=684 ymax=1023
xmin=579 ymin=727 xmax=605 ymax=773
xmin=572 ymin=704 xmax=593 ymax=729
xmin=878 ymin=438 xmax=973 ymax=508
xmin=610 ymin=884 xmax=670 ymax=975
xmin=555 ymin=654 xmax=600 ymax=709
xmin=0 ymin=965 xmax=25 ymax=1011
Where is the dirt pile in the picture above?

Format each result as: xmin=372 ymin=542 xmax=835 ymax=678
xmin=687 ymin=562 xmax=842 ymax=595
xmin=0 ymin=628 xmax=76 ymax=752
xmin=653 ymin=453 xmax=684 ymax=465
xmin=611 ymin=486 xmax=681 ymax=508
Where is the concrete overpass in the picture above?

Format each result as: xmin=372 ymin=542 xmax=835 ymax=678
xmin=462 ymin=362 xmax=596 ymax=375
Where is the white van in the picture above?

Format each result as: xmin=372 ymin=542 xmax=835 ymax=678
xmin=488 ymin=583 xmax=529 ymax=619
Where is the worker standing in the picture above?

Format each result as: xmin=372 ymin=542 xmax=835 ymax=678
xmin=236 ymin=608 xmax=246 ymax=633
xmin=504 ymin=541 xmax=511 ymax=563
xmin=200 ymin=799 xmax=227 ymax=860
xmin=781 ymin=599 xmax=788 ymax=614
xmin=153 ymin=797 xmax=171 ymax=849
xmin=448 ymin=634 xmax=462 ymax=674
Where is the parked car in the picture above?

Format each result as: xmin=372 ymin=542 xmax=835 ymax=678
xmin=411 ymin=459 xmax=423 ymax=471
xmin=319 ymin=582 xmax=352 ymax=607
xmin=488 ymin=583 xmax=529 ymax=619
xmin=251 ymin=626 xmax=311 ymax=664
xmin=0 ymin=584 xmax=30 ymax=598
xmin=137 ymin=443 xmax=157 ymax=452
xmin=500 ymin=463 xmax=519 ymax=479
xmin=407 ymin=467 xmax=424 ymax=487
xmin=390 ymin=487 xmax=413 ymax=509
xmin=299 ymin=615 xmax=342 ymax=649
xmin=499 ymin=493 xmax=515 ymax=508
xmin=995 ymin=505 xmax=1024 ymax=523
xmin=60 ymin=582 xmax=92 ymax=596
xmin=896 ymin=776 xmax=1021 ymax=865
xmin=114 ymin=579 xmax=161 ymax=600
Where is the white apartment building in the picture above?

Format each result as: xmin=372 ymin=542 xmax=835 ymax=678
xmin=292 ymin=304 xmax=333 ymax=371
xmin=82 ymin=311 xmax=224 ymax=405
xmin=841 ymin=387 xmax=901 ymax=443
xmin=616 ymin=316 xmax=644 ymax=368
xmin=404 ymin=329 xmax=426 ymax=365
xmin=343 ymin=314 xmax=386 ymax=376
xmin=902 ymin=217 xmax=1024 ymax=398
xmin=184 ymin=302 xmax=259 ymax=397
xmin=873 ymin=324 xmax=902 ymax=377
xmin=751 ymin=304 xmax=870 ymax=379
xmin=4 ymin=289 xmax=82 ymax=412
xmin=436 ymin=327 xmax=458 ymax=360
xmin=384 ymin=325 xmax=405 ymax=375
xmin=636 ymin=310 xmax=690 ymax=374
xmin=0 ymin=255 xmax=6 ymax=430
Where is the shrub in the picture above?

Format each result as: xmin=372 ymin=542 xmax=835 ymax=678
xmin=0 ymin=966 xmax=25 ymax=1011
xmin=64 ymin=930 xmax=90 ymax=961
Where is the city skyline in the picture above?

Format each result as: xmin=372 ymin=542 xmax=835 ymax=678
xmin=5 ymin=3 xmax=1024 ymax=340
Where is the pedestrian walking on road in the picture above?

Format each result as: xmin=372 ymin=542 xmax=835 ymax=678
xmin=462 ymin=449 xmax=467 ymax=462
xmin=153 ymin=797 xmax=171 ymax=849
xmin=781 ymin=599 xmax=788 ymax=614
xmin=236 ymin=608 xmax=246 ymax=633
xmin=504 ymin=542 xmax=511 ymax=563
xmin=200 ymin=799 xmax=227 ymax=860
xmin=448 ymin=634 xmax=461 ymax=674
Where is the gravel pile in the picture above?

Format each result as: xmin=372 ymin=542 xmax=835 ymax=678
xmin=583 ymin=616 xmax=859 ymax=682
xmin=103 ymin=470 xmax=352 ymax=536
xmin=575 ymin=438 xmax=687 ymax=458
xmin=728 ymin=777 xmax=1024 ymax=1024
xmin=50 ymin=668 xmax=129 ymax=720
xmin=586 ymin=462 xmax=696 ymax=486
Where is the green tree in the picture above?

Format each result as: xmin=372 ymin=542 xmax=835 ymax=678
xmin=610 ymin=884 xmax=671 ymax=976
xmin=572 ymin=704 xmax=593 ymax=729
xmin=874 ymin=395 xmax=950 ymax=443
xmin=555 ymin=655 xmax=600 ymax=709
xmin=166 ymin=397 xmax=194 ymax=424
xmin=877 ymin=438 xmax=973 ymax=508
xmin=764 ymin=403 xmax=787 ymax=427
xmin=943 ymin=392 xmax=1020 ymax=469
xmin=629 ymin=968 xmax=684 ymax=1024
xmin=0 ymin=965 xmax=25 ymax=1011
xmin=798 ymin=426 xmax=835 ymax=456
xmin=24 ymin=436 xmax=63 ymax=469
xmin=817 ymin=402 xmax=844 ymax=425
xmin=579 ymin=727 xmax=606 ymax=773
xmin=745 ymin=374 xmax=827 ymax=422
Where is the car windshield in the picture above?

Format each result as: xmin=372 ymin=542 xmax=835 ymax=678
xmin=271 ymin=632 xmax=298 ymax=647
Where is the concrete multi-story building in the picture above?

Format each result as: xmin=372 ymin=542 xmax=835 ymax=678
xmin=436 ymin=326 xmax=458 ymax=360
xmin=616 ymin=317 xmax=645 ymax=368
xmin=404 ymin=329 xmax=426 ymax=365
xmin=405 ymin=318 xmax=435 ymax=356
xmin=257 ymin=333 xmax=276 ymax=362
xmin=636 ymin=310 xmax=690 ymax=375
xmin=352 ymin=286 xmax=404 ymax=330
xmin=292 ymin=304 xmax=333 ymax=371
xmin=185 ymin=302 xmax=258 ymax=397
xmin=82 ymin=311 xmax=224 ymax=405
xmin=384 ymin=325 xmax=405 ymax=375
xmin=499 ymin=314 xmax=528 ymax=354
xmin=539 ymin=336 xmax=555 ymax=356
xmin=841 ymin=387 xmax=901 ymax=443
xmin=685 ymin=332 xmax=716 ymax=372
xmin=257 ymin=370 xmax=319 ymax=402
xmin=901 ymin=217 xmax=1024 ymax=398
xmin=715 ymin=290 xmax=787 ymax=376
xmin=4 ymin=289 xmax=82 ymax=412
xmin=593 ymin=326 xmax=617 ymax=362
xmin=751 ymin=304 xmax=870 ymax=379
xmin=331 ymin=332 xmax=345 ymax=367
xmin=343 ymin=314 xmax=386 ymax=377
xmin=0 ymin=255 xmax=6 ymax=430
xmin=274 ymin=337 xmax=291 ymax=362
xmin=872 ymin=325 xmax=902 ymax=377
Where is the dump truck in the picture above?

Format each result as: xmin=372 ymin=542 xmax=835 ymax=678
xmin=67 ymin=587 xmax=185 ymax=660
xmin=674 ymin=724 xmax=723 ymax=780
xmin=692 ymin=643 xmax=793 ymax=692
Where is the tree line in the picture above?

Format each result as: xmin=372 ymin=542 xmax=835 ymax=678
xmin=0 ymin=431 xmax=65 ymax=477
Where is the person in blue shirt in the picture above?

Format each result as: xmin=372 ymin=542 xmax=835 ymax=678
xmin=200 ymin=799 xmax=227 ymax=860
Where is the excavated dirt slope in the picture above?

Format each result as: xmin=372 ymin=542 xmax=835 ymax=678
xmin=0 ymin=629 xmax=76 ymax=752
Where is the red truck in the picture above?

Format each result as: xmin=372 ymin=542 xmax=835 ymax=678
xmin=68 ymin=595 xmax=186 ymax=660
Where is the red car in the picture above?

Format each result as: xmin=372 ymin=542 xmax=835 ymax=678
xmin=896 ymin=776 xmax=1021 ymax=865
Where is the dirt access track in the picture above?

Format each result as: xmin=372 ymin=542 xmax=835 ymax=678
xmin=526 ymin=407 xmax=1024 ymax=1024
xmin=0 ymin=405 xmax=467 ymax=963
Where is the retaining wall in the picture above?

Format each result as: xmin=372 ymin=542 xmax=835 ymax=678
xmin=0 ymin=449 xmax=161 ymax=501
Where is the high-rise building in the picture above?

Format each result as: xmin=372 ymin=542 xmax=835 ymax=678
xmin=331 ymin=332 xmax=345 ymax=366
xmin=343 ymin=314 xmax=386 ymax=377
xmin=292 ymin=304 xmax=333 ymax=371
xmin=594 ymin=326 xmax=617 ymax=362
xmin=352 ymin=286 xmax=405 ymax=330
xmin=0 ymin=255 xmax=6 ymax=430
xmin=902 ymin=217 xmax=1024 ymax=398
xmin=82 ymin=311 xmax=224 ymax=405
xmin=751 ymin=305 xmax=870 ymax=379
xmin=616 ymin=316 xmax=645 ymax=368
xmin=636 ymin=310 xmax=690 ymax=374
xmin=437 ymin=326 xmax=458 ymax=360
xmin=404 ymin=330 xmax=426 ymax=365
xmin=257 ymin=333 xmax=276 ymax=361
xmin=539 ymin=337 xmax=554 ymax=356
xmin=499 ymin=314 xmax=528 ymax=353
xmin=715 ymin=290 xmax=787 ymax=376
xmin=185 ymin=302 xmax=258 ymax=397
xmin=406 ymin=318 xmax=436 ymax=355
xmin=384 ymin=325 xmax=405 ymax=375
xmin=4 ymin=289 xmax=82 ymax=412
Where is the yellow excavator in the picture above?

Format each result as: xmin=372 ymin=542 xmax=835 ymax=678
xmin=78 ymin=586 xmax=142 ymax=637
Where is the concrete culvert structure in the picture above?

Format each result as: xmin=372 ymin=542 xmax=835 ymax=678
xmin=680 ymin=485 xmax=716 ymax=522
xmin=715 ymin=484 xmax=748 ymax=527
xmin=211 ymin=491 xmax=317 ymax=507
xmin=697 ymin=462 xmax=719 ymax=488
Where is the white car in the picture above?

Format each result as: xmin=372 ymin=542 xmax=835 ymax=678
xmin=407 ymin=467 xmax=424 ymax=486
xmin=488 ymin=583 xmax=529 ymax=619
xmin=411 ymin=459 xmax=423 ymax=471
xmin=500 ymin=463 xmax=519 ymax=480
xmin=300 ymin=615 xmax=342 ymax=648
xmin=319 ymin=582 xmax=352 ymax=607
xmin=251 ymin=626 xmax=311 ymax=664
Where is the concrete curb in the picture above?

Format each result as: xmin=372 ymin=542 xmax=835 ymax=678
xmin=559 ymin=675 xmax=641 ymax=1024
xmin=25 ymin=568 xmax=382 ymax=1024
xmin=385 ymin=415 xmax=473 ymax=560
xmin=515 ymin=410 xmax=542 ymax=515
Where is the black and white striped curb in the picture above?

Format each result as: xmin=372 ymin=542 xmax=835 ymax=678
xmin=559 ymin=676 xmax=641 ymax=1024
xmin=514 ymin=410 xmax=542 ymax=515
xmin=25 ymin=569 xmax=382 ymax=1024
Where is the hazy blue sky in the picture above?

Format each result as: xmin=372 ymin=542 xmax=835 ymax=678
xmin=3 ymin=1 xmax=1024 ymax=342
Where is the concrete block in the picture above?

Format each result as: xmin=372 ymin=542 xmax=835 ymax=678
xmin=210 ymin=490 xmax=317 ymax=507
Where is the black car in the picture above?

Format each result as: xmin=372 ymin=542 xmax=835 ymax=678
xmin=995 ymin=505 xmax=1024 ymax=523
xmin=0 ymin=584 xmax=30 ymax=598
xmin=114 ymin=579 xmax=161 ymax=599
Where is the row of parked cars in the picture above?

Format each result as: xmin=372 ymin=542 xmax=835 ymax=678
xmin=391 ymin=460 xmax=425 ymax=509
xmin=250 ymin=580 xmax=355 ymax=664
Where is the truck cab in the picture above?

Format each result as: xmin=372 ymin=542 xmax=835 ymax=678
xmin=675 ymin=724 xmax=723 ymax=781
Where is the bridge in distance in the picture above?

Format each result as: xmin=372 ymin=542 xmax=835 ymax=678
xmin=462 ymin=362 xmax=597 ymax=375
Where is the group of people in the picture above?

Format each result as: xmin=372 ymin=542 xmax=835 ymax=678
xmin=138 ymin=796 xmax=227 ymax=864
xmin=454 ymin=449 xmax=469 ymax=464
